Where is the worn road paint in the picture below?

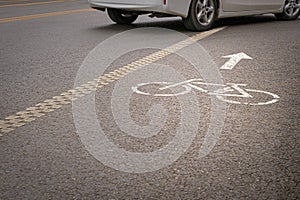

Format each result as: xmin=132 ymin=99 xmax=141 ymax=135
xmin=0 ymin=27 xmax=226 ymax=136
xmin=221 ymin=52 xmax=253 ymax=70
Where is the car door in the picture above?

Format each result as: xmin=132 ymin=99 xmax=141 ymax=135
xmin=221 ymin=0 xmax=283 ymax=12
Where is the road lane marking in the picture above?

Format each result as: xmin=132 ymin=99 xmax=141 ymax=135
xmin=0 ymin=8 xmax=94 ymax=23
xmin=220 ymin=52 xmax=253 ymax=70
xmin=132 ymin=79 xmax=280 ymax=105
xmin=0 ymin=0 xmax=29 ymax=2
xmin=0 ymin=27 xmax=226 ymax=136
xmin=0 ymin=0 xmax=76 ymax=8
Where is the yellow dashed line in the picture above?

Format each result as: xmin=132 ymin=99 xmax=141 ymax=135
xmin=0 ymin=8 xmax=94 ymax=23
xmin=0 ymin=27 xmax=226 ymax=136
xmin=0 ymin=0 xmax=77 ymax=8
xmin=0 ymin=0 xmax=29 ymax=2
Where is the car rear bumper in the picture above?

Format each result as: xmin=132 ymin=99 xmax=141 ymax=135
xmin=89 ymin=0 xmax=189 ymax=17
xmin=90 ymin=0 xmax=163 ymax=11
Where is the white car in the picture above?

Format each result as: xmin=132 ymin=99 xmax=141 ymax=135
xmin=89 ymin=0 xmax=300 ymax=31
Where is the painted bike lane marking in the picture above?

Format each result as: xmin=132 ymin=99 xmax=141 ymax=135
xmin=132 ymin=79 xmax=280 ymax=106
xmin=0 ymin=27 xmax=226 ymax=136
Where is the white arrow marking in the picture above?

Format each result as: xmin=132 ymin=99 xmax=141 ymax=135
xmin=221 ymin=52 xmax=253 ymax=70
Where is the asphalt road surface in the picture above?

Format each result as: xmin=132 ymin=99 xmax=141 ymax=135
xmin=1 ymin=0 xmax=299 ymax=199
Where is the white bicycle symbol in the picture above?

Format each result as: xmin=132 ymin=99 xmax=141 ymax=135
xmin=132 ymin=79 xmax=280 ymax=106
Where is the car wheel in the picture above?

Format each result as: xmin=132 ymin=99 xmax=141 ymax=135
xmin=107 ymin=8 xmax=138 ymax=25
xmin=183 ymin=0 xmax=217 ymax=31
xmin=275 ymin=0 xmax=300 ymax=20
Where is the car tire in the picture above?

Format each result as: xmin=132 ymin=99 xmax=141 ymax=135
xmin=275 ymin=0 xmax=300 ymax=20
xmin=183 ymin=0 xmax=217 ymax=31
xmin=107 ymin=8 xmax=138 ymax=25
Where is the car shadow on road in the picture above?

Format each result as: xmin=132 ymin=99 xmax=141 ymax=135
xmin=87 ymin=18 xmax=187 ymax=35
xmin=215 ymin=14 xmax=277 ymax=28
xmin=87 ymin=14 xmax=296 ymax=35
